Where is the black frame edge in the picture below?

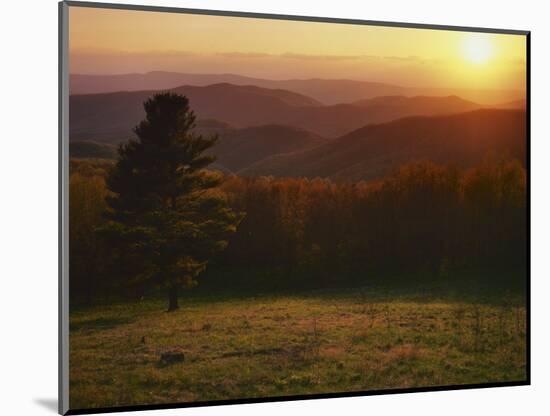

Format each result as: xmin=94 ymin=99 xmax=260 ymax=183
xmin=525 ymin=31 xmax=531 ymax=387
xmin=58 ymin=2 xmax=64 ymax=414
xmin=66 ymin=380 xmax=529 ymax=415
xmin=59 ymin=1 xmax=70 ymax=414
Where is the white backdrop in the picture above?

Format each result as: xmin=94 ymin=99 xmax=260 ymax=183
xmin=1 ymin=0 xmax=548 ymax=415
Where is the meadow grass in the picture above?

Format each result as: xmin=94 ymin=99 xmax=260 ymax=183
xmin=69 ymin=287 xmax=527 ymax=409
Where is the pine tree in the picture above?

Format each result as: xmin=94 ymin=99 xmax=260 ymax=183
xmin=102 ymin=93 xmax=241 ymax=311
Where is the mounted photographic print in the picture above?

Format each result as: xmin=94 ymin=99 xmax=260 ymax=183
xmin=59 ymin=1 xmax=530 ymax=414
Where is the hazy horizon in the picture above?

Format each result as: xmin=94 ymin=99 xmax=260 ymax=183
xmin=69 ymin=69 xmax=526 ymax=93
xmin=69 ymin=7 xmax=527 ymax=93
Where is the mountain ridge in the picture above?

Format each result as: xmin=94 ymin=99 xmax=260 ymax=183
xmin=240 ymin=109 xmax=526 ymax=181
xmin=70 ymin=83 xmax=485 ymax=141
xmin=70 ymin=71 xmax=525 ymax=105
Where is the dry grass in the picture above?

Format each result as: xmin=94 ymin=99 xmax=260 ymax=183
xmin=386 ymin=344 xmax=423 ymax=362
xmin=69 ymin=289 xmax=527 ymax=410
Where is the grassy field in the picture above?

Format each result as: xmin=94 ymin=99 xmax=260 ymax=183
xmin=69 ymin=288 xmax=527 ymax=410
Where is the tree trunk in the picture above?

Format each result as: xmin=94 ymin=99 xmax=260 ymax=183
xmin=167 ymin=285 xmax=179 ymax=312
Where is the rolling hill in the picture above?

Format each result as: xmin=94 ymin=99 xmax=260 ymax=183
xmin=70 ymin=71 xmax=524 ymax=105
xmin=241 ymin=109 xmax=526 ymax=181
xmin=70 ymin=72 xmax=407 ymax=103
xmin=208 ymin=124 xmax=325 ymax=172
xmin=70 ymin=123 xmax=326 ymax=173
xmin=284 ymin=95 xmax=481 ymax=137
xmin=69 ymin=83 xmax=321 ymax=142
xmin=494 ymin=99 xmax=527 ymax=109
xmin=70 ymin=83 xmax=483 ymax=141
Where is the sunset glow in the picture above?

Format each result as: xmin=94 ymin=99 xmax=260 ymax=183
xmin=463 ymin=34 xmax=494 ymax=64
xmin=69 ymin=6 xmax=526 ymax=95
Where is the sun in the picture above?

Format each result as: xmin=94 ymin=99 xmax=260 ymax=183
xmin=462 ymin=34 xmax=494 ymax=64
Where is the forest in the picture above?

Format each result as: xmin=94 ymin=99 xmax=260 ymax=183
xmin=69 ymin=155 xmax=527 ymax=303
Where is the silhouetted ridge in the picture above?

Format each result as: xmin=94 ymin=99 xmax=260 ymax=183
xmin=241 ymin=109 xmax=526 ymax=181
xmin=70 ymin=87 xmax=483 ymax=142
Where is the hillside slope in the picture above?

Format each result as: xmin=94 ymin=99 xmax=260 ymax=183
xmin=70 ymin=83 xmax=321 ymax=142
xmin=70 ymin=84 xmax=482 ymax=141
xmin=209 ymin=124 xmax=325 ymax=172
xmin=241 ymin=109 xmax=526 ymax=181
xmin=69 ymin=123 xmax=326 ymax=173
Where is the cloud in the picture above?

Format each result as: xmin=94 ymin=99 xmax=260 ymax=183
xmin=215 ymin=51 xmax=370 ymax=61
xmin=72 ymin=49 xmax=437 ymax=65
xmin=383 ymin=55 xmax=422 ymax=62
xmin=215 ymin=52 xmax=271 ymax=59
xmin=70 ymin=48 xmax=200 ymax=58
xmin=281 ymin=52 xmax=365 ymax=61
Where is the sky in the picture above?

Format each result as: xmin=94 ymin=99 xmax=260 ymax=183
xmin=69 ymin=6 xmax=527 ymax=91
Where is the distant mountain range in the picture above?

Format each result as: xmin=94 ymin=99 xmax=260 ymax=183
xmin=71 ymin=109 xmax=526 ymax=182
xmin=288 ymin=94 xmax=482 ymax=136
xmin=69 ymin=74 xmax=526 ymax=182
xmin=70 ymin=83 xmax=320 ymax=142
xmin=70 ymin=123 xmax=326 ymax=174
xmin=241 ymin=109 xmax=526 ymax=181
xmin=70 ymin=83 xmax=495 ymax=141
xmin=70 ymin=71 xmax=525 ymax=106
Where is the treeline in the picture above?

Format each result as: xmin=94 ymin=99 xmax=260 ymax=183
xmin=69 ymin=158 xmax=527 ymax=301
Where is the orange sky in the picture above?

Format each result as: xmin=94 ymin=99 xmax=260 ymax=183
xmin=69 ymin=6 xmax=527 ymax=91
